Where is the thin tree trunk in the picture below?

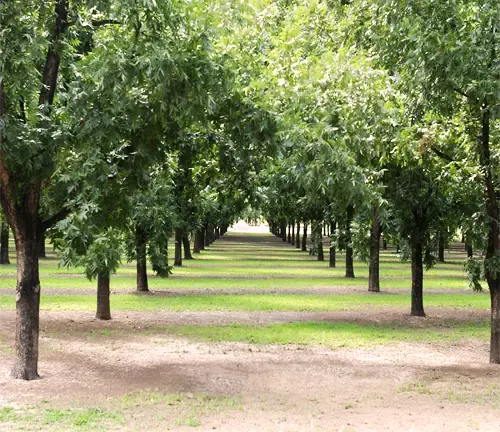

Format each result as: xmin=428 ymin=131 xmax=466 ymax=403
xmin=302 ymin=224 xmax=308 ymax=252
xmin=136 ymin=225 xmax=148 ymax=292
xmin=281 ymin=223 xmax=287 ymax=242
xmin=0 ymin=223 xmax=10 ymax=264
xmin=204 ymin=224 xmax=210 ymax=247
xmin=287 ymin=224 xmax=291 ymax=244
xmin=291 ymin=222 xmax=295 ymax=246
xmin=329 ymin=221 xmax=336 ymax=268
xmin=174 ymin=228 xmax=182 ymax=266
xmin=411 ymin=241 xmax=425 ymax=317
xmin=215 ymin=227 xmax=220 ymax=240
xmin=438 ymin=233 xmax=445 ymax=262
xmin=38 ymin=231 xmax=46 ymax=258
xmin=345 ymin=205 xmax=355 ymax=278
xmin=182 ymin=233 xmax=193 ymax=260
xmin=368 ymin=208 xmax=381 ymax=292
xmin=479 ymin=106 xmax=500 ymax=363
xmin=10 ymin=234 xmax=40 ymax=380
xmin=295 ymin=222 xmax=300 ymax=248
xmin=383 ymin=237 xmax=388 ymax=250
xmin=96 ymin=272 xmax=111 ymax=320
xmin=315 ymin=222 xmax=324 ymax=261
xmin=467 ymin=244 xmax=473 ymax=258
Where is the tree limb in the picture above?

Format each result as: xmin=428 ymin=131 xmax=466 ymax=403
xmin=431 ymin=146 xmax=454 ymax=163
xmin=40 ymin=208 xmax=71 ymax=233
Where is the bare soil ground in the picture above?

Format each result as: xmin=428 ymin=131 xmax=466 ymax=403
xmin=1 ymin=310 xmax=499 ymax=432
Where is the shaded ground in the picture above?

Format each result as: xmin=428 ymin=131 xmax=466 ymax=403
xmin=0 ymin=224 xmax=499 ymax=431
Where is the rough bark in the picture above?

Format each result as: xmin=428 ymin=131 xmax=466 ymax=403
xmin=136 ymin=225 xmax=148 ymax=292
xmin=368 ymin=208 xmax=381 ymax=292
xmin=302 ymin=224 xmax=308 ymax=252
xmin=411 ymin=241 xmax=425 ymax=317
xmin=96 ymin=272 xmax=111 ymax=320
xmin=345 ymin=205 xmax=355 ymax=278
xmin=0 ymin=223 xmax=10 ymax=264
xmin=174 ymin=228 xmax=182 ymax=266
xmin=10 ymin=235 xmax=40 ymax=380
xmin=182 ymin=233 xmax=193 ymax=260
xmin=438 ymin=233 xmax=445 ymax=262
xmin=295 ymin=223 xmax=300 ymax=248
xmin=38 ymin=231 xmax=46 ymax=258
xmin=329 ymin=221 xmax=336 ymax=268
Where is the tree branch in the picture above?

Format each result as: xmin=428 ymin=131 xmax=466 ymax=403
xmin=431 ymin=146 xmax=454 ymax=163
xmin=40 ymin=208 xmax=71 ymax=233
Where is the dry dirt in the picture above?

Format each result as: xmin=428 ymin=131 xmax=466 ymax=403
xmin=1 ymin=310 xmax=500 ymax=432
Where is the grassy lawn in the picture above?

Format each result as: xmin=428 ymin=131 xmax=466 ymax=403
xmin=161 ymin=320 xmax=490 ymax=348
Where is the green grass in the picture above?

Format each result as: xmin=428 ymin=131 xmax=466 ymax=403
xmin=161 ymin=320 xmax=490 ymax=348
xmin=0 ymin=292 xmax=491 ymax=312
xmin=0 ymin=406 xmax=124 ymax=431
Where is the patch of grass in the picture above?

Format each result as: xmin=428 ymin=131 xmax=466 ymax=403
xmin=0 ymin=406 xmax=123 ymax=431
xmin=121 ymin=391 xmax=241 ymax=428
xmin=398 ymin=381 xmax=433 ymax=395
xmin=162 ymin=321 xmax=490 ymax=348
xmin=0 ymin=292 xmax=491 ymax=312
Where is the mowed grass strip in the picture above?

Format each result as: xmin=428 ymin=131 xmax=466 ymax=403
xmin=163 ymin=321 xmax=490 ymax=348
xmin=0 ymin=293 xmax=490 ymax=312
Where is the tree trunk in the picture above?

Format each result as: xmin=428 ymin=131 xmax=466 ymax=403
xmin=204 ymin=224 xmax=210 ymax=247
xmin=182 ymin=233 xmax=193 ymax=260
xmin=368 ymin=208 xmax=381 ymax=292
xmin=411 ymin=241 xmax=425 ymax=317
xmin=467 ymin=244 xmax=473 ymax=258
xmin=38 ymin=231 xmax=46 ymax=258
xmin=345 ymin=205 xmax=355 ymax=278
xmin=0 ymin=223 xmax=10 ymax=264
xmin=215 ymin=227 xmax=220 ymax=240
xmin=174 ymin=228 xmax=182 ymax=266
xmin=136 ymin=225 xmax=148 ymax=292
xmin=287 ymin=224 xmax=291 ymax=244
xmin=383 ymin=237 xmax=388 ymax=250
xmin=302 ymin=224 xmax=308 ymax=252
xmin=329 ymin=221 xmax=336 ymax=268
xmin=10 ymin=234 xmax=40 ymax=380
xmin=291 ymin=223 xmax=295 ymax=246
xmin=281 ymin=223 xmax=287 ymax=242
xmin=438 ymin=233 xmax=445 ymax=262
xmin=193 ymin=230 xmax=202 ymax=254
xmin=479 ymin=106 xmax=500 ymax=363
xmin=295 ymin=223 xmax=300 ymax=248
xmin=96 ymin=272 xmax=111 ymax=320
xmin=315 ymin=222 xmax=324 ymax=261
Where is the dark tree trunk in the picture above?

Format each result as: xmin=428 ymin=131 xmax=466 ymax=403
xmin=479 ymin=106 xmax=500 ymax=363
xmin=174 ymin=228 xmax=182 ymax=267
xmin=323 ymin=224 xmax=327 ymax=236
xmin=281 ymin=223 xmax=287 ymax=242
xmin=291 ymin=222 xmax=295 ymax=246
xmin=96 ymin=272 xmax=111 ymax=320
xmin=467 ymin=244 xmax=473 ymax=258
xmin=215 ymin=227 xmax=220 ymax=240
xmin=368 ymin=208 xmax=381 ymax=292
xmin=329 ymin=221 xmax=336 ymax=268
xmin=383 ymin=238 xmax=388 ymax=250
xmin=295 ymin=223 xmax=300 ymax=248
xmin=287 ymin=224 xmax=291 ymax=244
xmin=194 ymin=230 xmax=202 ymax=254
xmin=0 ymin=223 xmax=10 ymax=264
xmin=10 ymin=234 xmax=40 ymax=380
xmin=345 ymin=205 xmax=355 ymax=278
xmin=411 ymin=241 xmax=425 ymax=317
xmin=38 ymin=231 xmax=46 ymax=258
xmin=204 ymin=224 xmax=210 ymax=247
xmin=438 ymin=233 xmax=445 ymax=262
xmin=315 ymin=222 xmax=324 ymax=261
xmin=182 ymin=233 xmax=193 ymax=260
xmin=136 ymin=225 xmax=148 ymax=292
xmin=302 ymin=224 xmax=308 ymax=252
